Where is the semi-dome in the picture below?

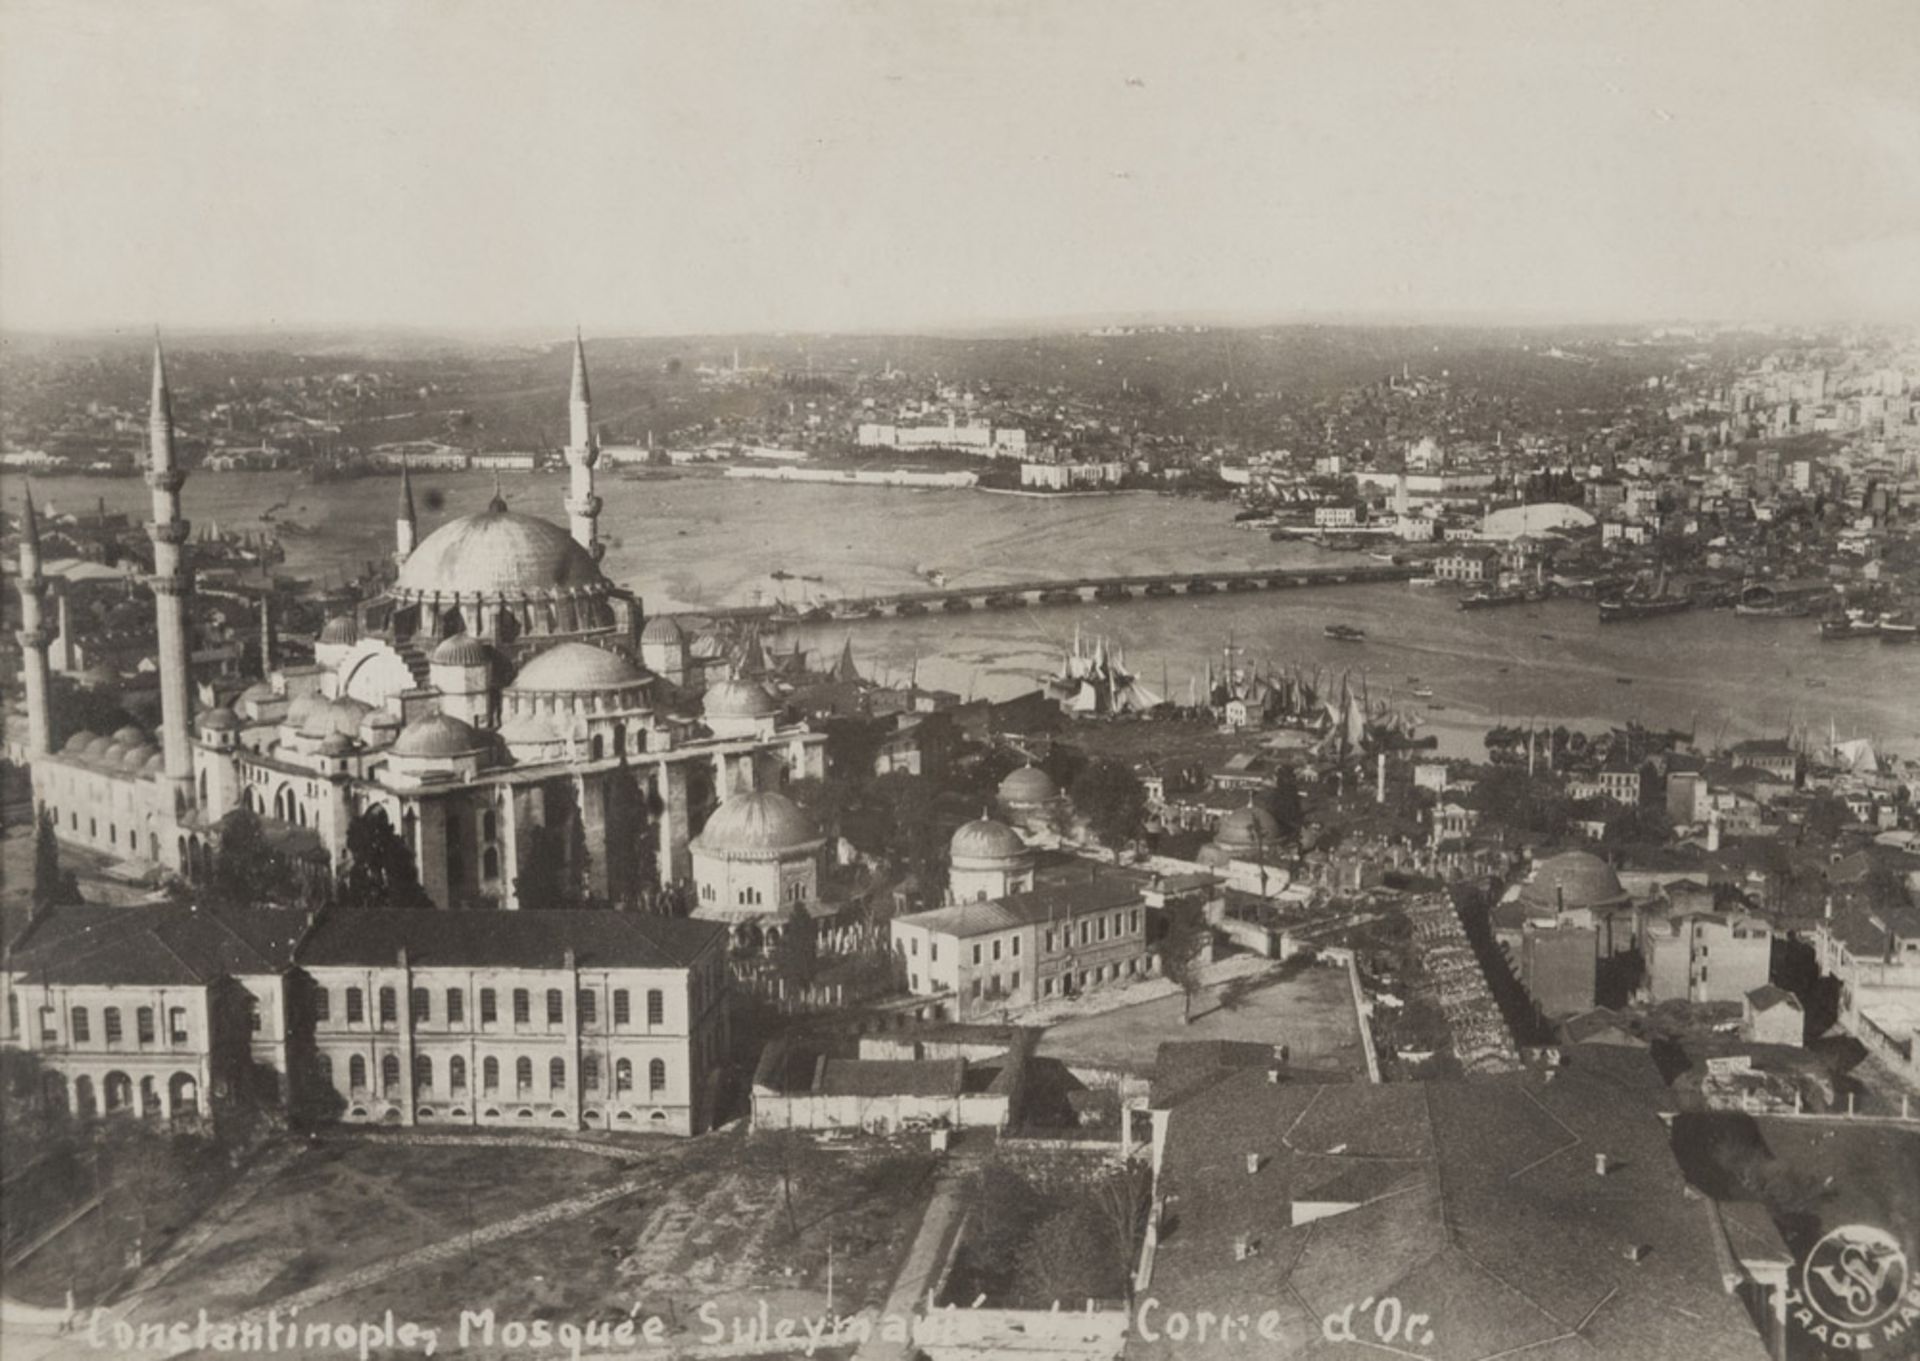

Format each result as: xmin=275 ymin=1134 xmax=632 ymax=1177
xmin=510 ymin=642 xmax=646 ymax=693
xmin=318 ymin=614 xmax=360 ymax=645
xmin=950 ymin=817 xmax=1027 ymax=865
xmin=393 ymin=505 xmax=607 ymax=603
xmin=82 ymin=734 xmax=112 ymax=758
xmin=1214 ymin=804 xmax=1283 ymax=852
xmin=998 ymin=765 xmax=1058 ymax=807
xmin=142 ymin=752 xmax=165 ymax=773
xmin=299 ymin=696 xmax=373 ymax=740
xmin=63 ymin=731 xmax=95 ymax=754
xmin=1516 ymin=851 xmax=1629 ymax=911
xmin=318 ymin=733 xmax=357 ymax=757
xmin=640 ymin=616 xmax=685 ymax=645
xmin=703 ymin=677 xmax=780 ymax=720
xmin=391 ymin=711 xmax=490 ymax=759
xmin=696 ymin=791 xmax=821 ymax=857
xmin=431 ymin=633 xmax=494 ymax=668
xmin=285 ymin=693 xmax=322 ymax=726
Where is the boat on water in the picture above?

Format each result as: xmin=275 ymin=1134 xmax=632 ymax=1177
xmin=1821 ymin=613 xmax=1879 ymax=640
xmin=802 ymin=604 xmax=833 ymax=623
xmin=1599 ymin=567 xmax=1691 ymax=623
xmin=1878 ymin=614 xmax=1919 ymax=643
xmin=983 ymin=592 xmax=1023 ymax=610
xmin=1460 ymin=587 xmax=1548 ymax=611
xmin=942 ymin=597 xmax=974 ymax=613
xmin=1616 ymin=677 xmax=1634 ymax=685
xmin=896 ymin=600 xmax=929 ymax=616
xmin=1411 ymin=686 xmax=1435 ymax=699
xmin=1144 ymin=581 xmax=1177 ymax=597
xmin=1324 ymin=623 xmax=1365 ymax=642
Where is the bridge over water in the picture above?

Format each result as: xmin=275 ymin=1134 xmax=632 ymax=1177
xmin=671 ymin=562 xmax=1420 ymax=624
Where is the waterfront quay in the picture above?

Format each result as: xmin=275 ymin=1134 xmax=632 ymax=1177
xmin=678 ymin=562 xmax=1418 ymax=622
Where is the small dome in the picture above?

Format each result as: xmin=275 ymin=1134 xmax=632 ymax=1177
xmin=431 ymin=633 xmax=493 ymax=668
xmin=318 ymin=614 xmax=360 ymax=645
xmin=950 ymin=817 xmax=1028 ymax=865
xmin=696 ymin=791 xmax=821 ymax=857
xmin=703 ymin=677 xmax=780 ymax=721
xmin=102 ymin=741 xmax=129 ymax=766
xmin=318 ymin=733 xmax=357 ymax=756
xmin=63 ymin=730 xmax=96 ymax=754
xmin=285 ymin=693 xmax=321 ymax=726
xmin=1214 ymin=804 xmax=1283 ymax=853
xmin=511 ymin=642 xmax=646 ymax=693
xmin=392 ymin=711 xmax=488 ymax=759
xmin=121 ymin=743 xmax=157 ymax=771
xmin=239 ymin=680 xmax=277 ymax=705
xmin=1517 ymin=851 xmax=1629 ymax=911
xmin=142 ymin=752 xmax=165 ymax=773
xmin=299 ymin=696 xmax=373 ymax=740
xmin=83 ymin=735 xmax=113 ymax=758
xmin=199 ymin=707 xmax=241 ymax=731
xmin=641 ymin=616 xmax=686 ymax=645
xmin=111 ymin=724 xmax=147 ymax=745
xmin=997 ymin=765 xmax=1058 ymax=807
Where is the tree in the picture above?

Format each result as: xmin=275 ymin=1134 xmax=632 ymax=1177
xmin=770 ymin=903 xmax=819 ymax=988
xmin=337 ymin=806 xmax=430 ymax=908
xmin=206 ymin=810 xmax=293 ymax=908
xmin=1257 ymin=767 xmax=1304 ymax=836
xmin=1018 ymin=1204 xmax=1119 ymax=1305
xmin=1069 ymin=759 xmax=1148 ymax=852
xmin=1160 ymin=903 xmax=1207 ymax=1024
xmin=31 ymin=807 xmax=80 ymax=910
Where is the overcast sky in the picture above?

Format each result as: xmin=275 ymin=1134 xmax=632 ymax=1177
xmin=3 ymin=0 xmax=1917 ymax=335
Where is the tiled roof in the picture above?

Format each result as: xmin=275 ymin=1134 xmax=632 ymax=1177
xmin=1744 ymin=984 xmax=1800 ymax=1012
xmin=6 ymin=903 xmax=315 ymax=986
xmin=815 ymin=1058 xmax=965 ymax=1099
xmin=297 ymin=908 xmax=724 ymax=971
xmin=1141 ymin=1051 xmax=1765 ymax=1361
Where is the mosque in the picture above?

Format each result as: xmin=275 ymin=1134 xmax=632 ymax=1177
xmin=16 ymin=336 xmax=825 ymax=912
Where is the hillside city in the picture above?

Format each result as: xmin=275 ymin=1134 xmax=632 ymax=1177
xmin=0 ymin=318 xmax=1916 ymax=1361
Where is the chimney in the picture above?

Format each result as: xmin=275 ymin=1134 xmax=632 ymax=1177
xmin=1233 ymin=1235 xmax=1258 ymax=1261
xmin=396 ymin=947 xmax=409 ymax=969
xmin=1623 ymin=1243 xmax=1649 ymax=1264
xmin=1245 ymin=1152 xmax=1262 ymax=1175
xmin=1594 ymin=1152 xmax=1610 ymax=1177
xmin=1267 ymin=1067 xmax=1281 ymax=1084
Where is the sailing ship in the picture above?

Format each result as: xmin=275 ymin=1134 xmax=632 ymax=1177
xmin=1047 ymin=625 xmax=1162 ymax=716
xmin=1598 ymin=567 xmax=1691 ymax=623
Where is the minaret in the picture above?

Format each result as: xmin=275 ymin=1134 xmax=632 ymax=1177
xmin=146 ymin=336 xmax=196 ymax=814
xmin=14 ymin=487 xmax=54 ymax=757
xmin=564 ymin=330 xmax=602 ymax=559
xmin=395 ymin=457 xmax=418 ymax=563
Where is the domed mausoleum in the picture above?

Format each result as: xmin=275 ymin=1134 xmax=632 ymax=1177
xmin=948 ymin=816 xmax=1034 ymax=902
xmin=690 ymin=790 xmax=824 ymax=929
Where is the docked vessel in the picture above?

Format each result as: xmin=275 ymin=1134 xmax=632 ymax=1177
xmin=1877 ymin=614 xmax=1918 ymax=643
xmin=1324 ymin=623 xmax=1366 ymax=642
xmin=1821 ymin=612 xmax=1879 ymax=640
xmin=1460 ymin=587 xmax=1547 ymax=611
xmin=1598 ymin=570 xmax=1691 ymax=624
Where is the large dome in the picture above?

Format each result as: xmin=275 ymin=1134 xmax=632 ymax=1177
xmin=997 ymin=765 xmax=1058 ymax=807
xmin=695 ymin=791 xmax=821 ymax=858
xmin=392 ymin=712 xmax=490 ymax=759
xmin=950 ymin=817 xmax=1027 ymax=866
xmin=511 ymin=642 xmax=647 ymax=693
xmin=1214 ymin=804 xmax=1283 ymax=852
xmin=393 ymin=506 xmax=607 ymax=602
xmin=299 ymin=696 xmax=373 ymax=740
xmin=1516 ymin=851 xmax=1629 ymax=911
xmin=703 ymin=677 xmax=780 ymax=720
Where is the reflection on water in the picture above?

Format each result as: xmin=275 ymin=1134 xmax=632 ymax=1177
xmin=10 ymin=471 xmax=1917 ymax=756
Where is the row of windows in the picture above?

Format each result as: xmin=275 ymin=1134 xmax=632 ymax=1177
xmin=1043 ymin=910 xmax=1140 ymax=955
xmin=315 ymin=985 xmax=665 ymax=1029
xmin=9 ymin=999 xmax=196 ymax=1047
xmin=971 ymin=936 xmax=1021 ymax=967
xmin=329 ymin=1053 xmax=667 ymax=1097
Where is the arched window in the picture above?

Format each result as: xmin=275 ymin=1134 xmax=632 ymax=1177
xmin=613 ymin=723 xmax=626 ymax=755
xmin=136 ymin=1007 xmax=156 ymax=1044
xmin=545 ymin=989 xmax=563 ymax=1025
xmin=582 ymin=1054 xmax=600 ymax=1091
xmin=446 ymin=989 xmax=464 ymax=1024
xmin=346 ymin=987 xmax=364 ymax=1024
xmin=613 ymin=990 xmax=631 ymax=1026
xmin=482 ymin=810 xmax=498 ymax=841
xmin=411 ymin=989 xmax=430 ymax=1024
xmin=590 ymin=735 xmax=604 ymax=760
xmin=614 ymin=1058 xmax=633 ymax=1093
xmin=378 ymin=988 xmax=397 ymax=1026
xmin=349 ymin=1054 xmax=368 ymax=1092
xmin=70 ymin=1007 xmax=90 ymax=1043
xmin=648 ymin=1059 xmax=666 ymax=1094
xmin=549 ymin=1058 xmax=566 ymax=1093
xmin=646 ymin=990 xmax=665 ymax=1026
xmin=449 ymin=1056 xmax=467 ymax=1092
xmin=381 ymin=1054 xmax=401 ymax=1093
xmin=482 ymin=1057 xmax=499 ymax=1093
xmin=414 ymin=1055 xmax=432 ymax=1094
xmin=103 ymin=1007 xmax=122 ymax=1044
xmin=512 ymin=989 xmax=530 ymax=1024
xmin=317 ymin=1053 xmax=333 ymax=1088
xmin=578 ymin=990 xmax=597 ymax=1027
xmin=514 ymin=1057 xmax=532 ymax=1095
xmin=482 ymin=846 xmax=499 ymax=881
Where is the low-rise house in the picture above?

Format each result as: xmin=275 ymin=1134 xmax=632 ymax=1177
xmin=749 ymin=1034 xmax=1021 ymax=1134
xmin=1742 ymin=985 xmax=1804 ymax=1047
